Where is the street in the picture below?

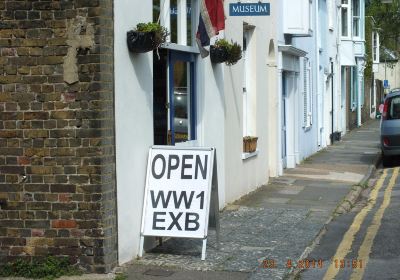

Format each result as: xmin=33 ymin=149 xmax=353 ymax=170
xmin=300 ymin=165 xmax=400 ymax=280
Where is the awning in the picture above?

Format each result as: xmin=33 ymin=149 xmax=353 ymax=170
xmin=278 ymin=45 xmax=307 ymax=57
xmin=340 ymin=51 xmax=356 ymax=66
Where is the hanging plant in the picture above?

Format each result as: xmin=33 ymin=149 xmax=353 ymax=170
xmin=127 ymin=22 xmax=168 ymax=53
xmin=210 ymin=44 xmax=229 ymax=64
xmin=210 ymin=39 xmax=242 ymax=66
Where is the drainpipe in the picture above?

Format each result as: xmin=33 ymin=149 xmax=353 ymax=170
xmin=336 ymin=2 xmax=342 ymax=133
xmin=331 ymin=61 xmax=334 ymax=143
xmin=357 ymin=61 xmax=362 ymax=127
xmin=315 ymin=0 xmax=321 ymax=147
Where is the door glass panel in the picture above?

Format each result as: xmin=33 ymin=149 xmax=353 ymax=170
xmin=173 ymin=60 xmax=190 ymax=143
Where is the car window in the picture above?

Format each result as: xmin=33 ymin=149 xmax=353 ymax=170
xmin=389 ymin=96 xmax=400 ymax=119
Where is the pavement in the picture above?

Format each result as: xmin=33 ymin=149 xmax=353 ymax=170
xmin=121 ymin=120 xmax=381 ymax=280
xmin=2 ymin=121 xmax=380 ymax=280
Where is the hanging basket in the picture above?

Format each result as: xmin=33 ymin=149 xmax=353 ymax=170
xmin=210 ymin=45 xmax=229 ymax=64
xmin=127 ymin=31 xmax=157 ymax=53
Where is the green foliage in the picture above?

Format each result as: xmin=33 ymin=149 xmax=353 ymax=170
xmin=114 ymin=273 xmax=128 ymax=280
xmin=366 ymin=0 xmax=400 ymax=52
xmin=214 ymin=39 xmax=243 ymax=66
xmin=134 ymin=22 xmax=169 ymax=47
xmin=365 ymin=17 xmax=374 ymax=81
xmin=214 ymin=38 xmax=231 ymax=49
xmin=0 ymin=256 xmax=82 ymax=279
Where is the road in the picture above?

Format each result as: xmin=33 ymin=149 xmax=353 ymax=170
xmin=300 ymin=165 xmax=400 ymax=280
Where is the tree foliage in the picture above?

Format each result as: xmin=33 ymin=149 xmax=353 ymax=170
xmin=366 ymin=0 xmax=400 ymax=52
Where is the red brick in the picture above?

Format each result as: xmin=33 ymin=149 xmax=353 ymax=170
xmin=59 ymin=193 xmax=71 ymax=203
xmin=17 ymin=156 xmax=30 ymax=165
xmin=32 ymin=229 xmax=45 ymax=237
xmin=51 ymin=220 xmax=77 ymax=229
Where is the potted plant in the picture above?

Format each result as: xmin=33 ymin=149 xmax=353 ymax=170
xmin=127 ymin=22 xmax=168 ymax=53
xmin=243 ymin=136 xmax=258 ymax=153
xmin=210 ymin=39 xmax=242 ymax=66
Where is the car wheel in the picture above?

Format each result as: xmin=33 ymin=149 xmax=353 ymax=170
xmin=382 ymin=155 xmax=392 ymax=167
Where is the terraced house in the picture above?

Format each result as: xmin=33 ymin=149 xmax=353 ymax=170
xmin=0 ymin=0 xmax=369 ymax=273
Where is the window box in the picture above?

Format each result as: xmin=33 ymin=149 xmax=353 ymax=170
xmin=243 ymin=136 xmax=258 ymax=153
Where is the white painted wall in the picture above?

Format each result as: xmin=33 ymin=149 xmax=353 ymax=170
xmin=114 ymin=0 xmax=153 ymax=264
xmin=376 ymin=62 xmax=400 ymax=90
xmin=223 ymin=0 xmax=275 ymax=202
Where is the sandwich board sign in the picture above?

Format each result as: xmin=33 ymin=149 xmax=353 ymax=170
xmin=139 ymin=146 xmax=219 ymax=260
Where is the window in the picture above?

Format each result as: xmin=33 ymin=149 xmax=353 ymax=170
xmin=152 ymin=0 xmax=198 ymax=146
xmin=341 ymin=0 xmax=350 ymax=37
xmin=388 ymin=97 xmax=400 ymax=120
xmin=352 ymin=0 xmax=360 ymax=38
xmin=303 ymin=58 xmax=312 ymax=128
xmin=243 ymin=24 xmax=256 ymax=137
xmin=154 ymin=0 xmax=196 ymax=46
xmin=373 ymin=32 xmax=380 ymax=63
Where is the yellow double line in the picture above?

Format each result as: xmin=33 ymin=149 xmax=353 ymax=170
xmin=323 ymin=167 xmax=399 ymax=280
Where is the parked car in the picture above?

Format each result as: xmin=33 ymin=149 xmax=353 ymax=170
xmin=380 ymin=90 xmax=400 ymax=166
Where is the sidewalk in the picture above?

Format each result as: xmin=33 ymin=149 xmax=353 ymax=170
xmin=125 ymin=120 xmax=381 ymax=280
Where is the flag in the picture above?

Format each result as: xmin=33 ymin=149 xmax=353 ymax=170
xmin=196 ymin=0 xmax=225 ymax=58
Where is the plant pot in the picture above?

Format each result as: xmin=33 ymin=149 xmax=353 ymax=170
xmin=243 ymin=136 xmax=258 ymax=153
xmin=210 ymin=45 xmax=229 ymax=64
xmin=127 ymin=31 xmax=157 ymax=53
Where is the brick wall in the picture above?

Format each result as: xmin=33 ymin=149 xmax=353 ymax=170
xmin=0 ymin=0 xmax=117 ymax=273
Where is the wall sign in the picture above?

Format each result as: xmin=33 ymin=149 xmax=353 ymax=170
xmin=139 ymin=146 xmax=219 ymax=260
xmin=384 ymin=79 xmax=389 ymax=89
xmin=229 ymin=2 xmax=270 ymax=16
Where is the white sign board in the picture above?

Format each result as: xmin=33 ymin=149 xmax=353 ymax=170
xmin=140 ymin=146 xmax=215 ymax=244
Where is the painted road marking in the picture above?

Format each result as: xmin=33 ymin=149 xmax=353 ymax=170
xmin=350 ymin=167 xmax=399 ymax=280
xmin=322 ymin=169 xmax=389 ymax=280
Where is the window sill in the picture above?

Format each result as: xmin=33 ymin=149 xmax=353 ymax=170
xmin=242 ymin=150 xmax=259 ymax=160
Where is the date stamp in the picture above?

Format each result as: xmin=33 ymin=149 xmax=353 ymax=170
xmin=259 ymin=259 xmax=363 ymax=269
xmin=333 ymin=259 xmax=363 ymax=269
xmin=259 ymin=259 xmax=324 ymax=269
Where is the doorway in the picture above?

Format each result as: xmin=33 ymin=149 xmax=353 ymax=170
xmin=153 ymin=49 xmax=196 ymax=145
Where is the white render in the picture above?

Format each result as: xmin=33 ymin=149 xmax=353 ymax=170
xmin=375 ymin=62 xmax=400 ymax=91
